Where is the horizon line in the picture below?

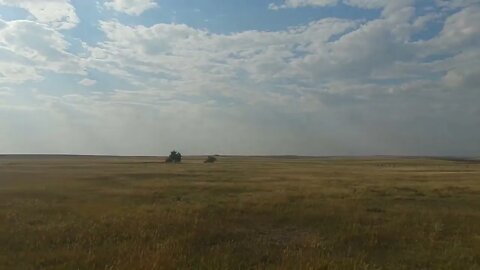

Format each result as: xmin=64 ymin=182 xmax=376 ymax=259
xmin=0 ymin=154 xmax=478 ymax=159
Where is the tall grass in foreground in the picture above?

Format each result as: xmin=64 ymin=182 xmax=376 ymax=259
xmin=0 ymin=156 xmax=479 ymax=269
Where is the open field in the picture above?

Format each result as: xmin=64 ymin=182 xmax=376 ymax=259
xmin=1 ymin=156 xmax=480 ymax=269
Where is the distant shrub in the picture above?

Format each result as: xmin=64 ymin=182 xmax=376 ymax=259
xmin=165 ymin=151 xmax=182 ymax=163
xmin=204 ymin=156 xmax=217 ymax=163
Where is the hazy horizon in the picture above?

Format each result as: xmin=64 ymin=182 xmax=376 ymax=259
xmin=1 ymin=153 xmax=479 ymax=159
xmin=1 ymin=0 xmax=479 ymax=156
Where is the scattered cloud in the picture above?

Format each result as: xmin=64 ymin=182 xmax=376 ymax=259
xmin=269 ymin=0 xmax=339 ymax=10
xmin=104 ymin=0 xmax=158 ymax=16
xmin=78 ymin=78 xmax=97 ymax=86
xmin=0 ymin=19 xmax=85 ymax=85
xmin=422 ymin=5 xmax=480 ymax=54
xmin=86 ymin=18 xmax=359 ymax=90
xmin=0 ymin=0 xmax=79 ymax=29
xmin=436 ymin=0 xmax=479 ymax=9
xmin=343 ymin=0 xmax=391 ymax=9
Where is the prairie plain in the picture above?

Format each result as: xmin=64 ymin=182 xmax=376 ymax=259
xmin=0 ymin=156 xmax=479 ymax=269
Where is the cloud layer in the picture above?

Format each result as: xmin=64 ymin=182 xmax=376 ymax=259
xmin=0 ymin=1 xmax=479 ymax=155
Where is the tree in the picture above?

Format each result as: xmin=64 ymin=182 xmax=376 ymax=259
xmin=165 ymin=150 xmax=182 ymax=163
xmin=204 ymin=156 xmax=217 ymax=163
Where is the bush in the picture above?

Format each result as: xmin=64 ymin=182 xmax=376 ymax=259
xmin=204 ymin=156 xmax=217 ymax=163
xmin=165 ymin=151 xmax=182 ymax=163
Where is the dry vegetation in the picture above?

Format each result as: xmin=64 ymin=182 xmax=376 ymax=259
xmin=1 ymin=156 xmax=480 ymax=269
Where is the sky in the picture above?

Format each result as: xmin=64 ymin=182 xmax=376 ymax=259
xmin=0 ymin=0 xmax=479 ymax=156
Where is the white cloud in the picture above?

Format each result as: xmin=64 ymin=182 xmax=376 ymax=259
xmin=0 ymin=19 xmax=85 ymax=84
xmin=78 ymin=78 xmax=97 ymax=86
xmin=87 ymin=18 xmax=358 ymax=86
xmin=0 ymin=0 xmax=79 ymax=29
xmin=436 ymin=0 xmax=479 ymax=9
xmin=269 ymin=0 xmax=338 ymax=10
xmin=86 ymin=0 xmax=479 ymax=99
xmin=422 ymin=6 xmax=480 ymax=54
xmin=271 ymin=0 xmax=416 ymax=15
xmin=0 ymin=61 xmax=43 ymax=84
xmin=343 ymin=0 xmax=389 ymax=9
xmin=104 ymin=0 xmax=158 ymax=15
xmin=270 ymin=0 xmax=391 ymax=10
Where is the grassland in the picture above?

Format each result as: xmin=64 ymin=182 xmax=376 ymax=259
xmin=1 ymin=156 xmax=479 ymax=269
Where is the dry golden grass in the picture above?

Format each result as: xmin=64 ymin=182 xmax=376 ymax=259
xmin=1 ymin=156 xmax=480 ymax=269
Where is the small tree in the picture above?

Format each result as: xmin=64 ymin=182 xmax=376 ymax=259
xmin=204 ymin=156 xmax=217 ymax=163
xmin=165 ymin=150 xmax=182 ymax=163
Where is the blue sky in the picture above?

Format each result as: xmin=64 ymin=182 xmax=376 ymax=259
xmin=0 ymin=0 xmax=479 ymax=156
